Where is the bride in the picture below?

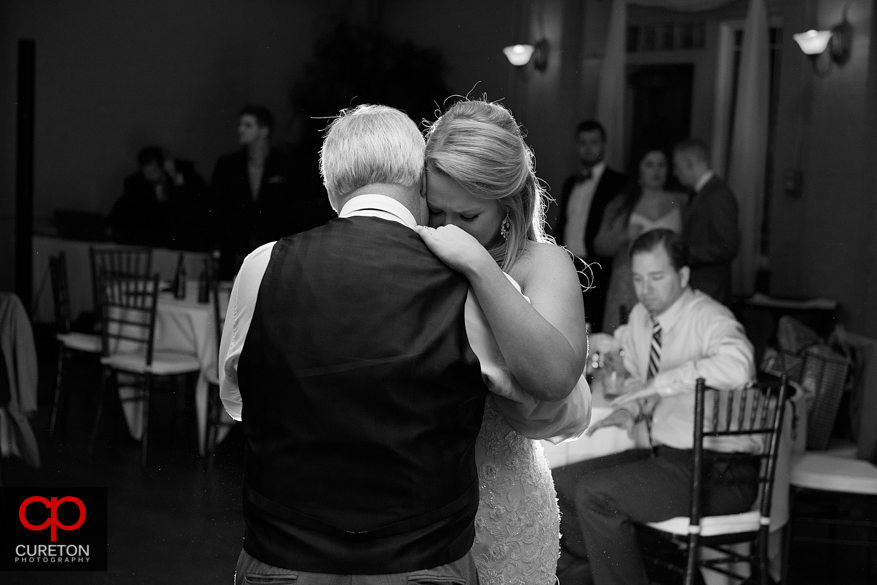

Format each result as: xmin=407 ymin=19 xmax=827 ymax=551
xmin=415 ymin=99 xmax=590 ymax=584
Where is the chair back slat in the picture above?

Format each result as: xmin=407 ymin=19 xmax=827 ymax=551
xmin=48 ymin=251 xmax=73 ymax=335
xmin=691 ymin=376 xmax=789 ymax=527
xmin=98 ymin=269 xmax=160 ymax=366
xmin=90 ymin=246 xmax=153 ymax=317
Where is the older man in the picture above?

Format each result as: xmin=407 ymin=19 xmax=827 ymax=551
xmin=553 ymin=228 xmax=757 ymax=585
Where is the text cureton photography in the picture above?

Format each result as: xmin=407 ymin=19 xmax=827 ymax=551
xmin=0 ymin=487 xmax=107 ymax=571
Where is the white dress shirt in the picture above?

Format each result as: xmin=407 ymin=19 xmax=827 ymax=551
xmin=219 ymin=194 xmax=590 ymax=443
xmin=614 ymin=287 xmax=757 ymax=452
xmin=693 ymin=170 xmax=715 ymax=193
xmin=563 ymin=161 xmax=606 ymax=258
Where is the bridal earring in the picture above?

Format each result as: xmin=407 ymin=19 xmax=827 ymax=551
xmin=500 ymin=212 xmax=511 ymax=241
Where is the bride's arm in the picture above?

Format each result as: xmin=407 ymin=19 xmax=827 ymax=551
xmin=415 ymin=226 xmax=587 ymax=402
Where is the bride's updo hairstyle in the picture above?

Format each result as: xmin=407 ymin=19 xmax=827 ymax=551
xmin=425 ymin=99 xmax=549 ymax=271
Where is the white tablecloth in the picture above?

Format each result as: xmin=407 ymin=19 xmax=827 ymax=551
xmin=32 ymin=235 xmax=211 ymax=324
xmin=541 ymin=406 xmax=636 ymax=468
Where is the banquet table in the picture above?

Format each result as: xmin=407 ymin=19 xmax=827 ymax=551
xmin=31 ymin=234 xmax=212 ymax=324
xmin=540 ymin=384 xmax=637 ymax=467
xmin=115 ymin=279 xmax=232 ymax=455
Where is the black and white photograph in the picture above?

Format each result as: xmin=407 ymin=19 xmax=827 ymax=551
xmin=0 ymin=1 xmax=875 ymax=583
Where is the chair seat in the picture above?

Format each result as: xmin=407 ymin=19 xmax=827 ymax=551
xmin=57 ymin=332 xmax=102 ymax=353
xmin=790 ymin=451 xmax=877 ymax=495
xmin=647 ymin=510 xmax=761 ymax=537
xmin=101 ymin=351 xmax=202 ymax=375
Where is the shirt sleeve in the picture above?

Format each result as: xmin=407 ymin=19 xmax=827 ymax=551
xmin=492 ymin=377 xmax=592 ymax=444
xmin=613 ymin=323 xmax=646 ymax=420
xmin=652 ymin=303 xmax=755 ymax=397
xmin=219 ymin=242 xmax=275 ymax=421
xmin=464 ymin=276 xmax=592 ymax=444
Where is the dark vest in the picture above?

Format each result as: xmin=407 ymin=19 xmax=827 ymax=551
xmin=237 ymin=216 xmax=487 ymax=574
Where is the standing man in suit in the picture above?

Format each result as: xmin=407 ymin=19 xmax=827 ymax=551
xmin=219 ymin=104 xmax=488 ymax=583
xmin=210 ymin=104 xmax=333 ymax=278
xmin=554 ymin=120 xmax=627 ymax=331
xmin=672 ymin=138 xmax=740 ymax=305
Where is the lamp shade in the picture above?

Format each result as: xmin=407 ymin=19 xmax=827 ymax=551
xmin=793 ymin=29 xmax=832 ymax=55
xmin=503 ymin=44 xmax=535 ymax=66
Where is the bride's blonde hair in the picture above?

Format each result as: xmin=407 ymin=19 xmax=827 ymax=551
xmin=424 ymin=99 xmax=549 ymax=271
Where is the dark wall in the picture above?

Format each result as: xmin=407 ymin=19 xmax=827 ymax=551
xmin=0 ymin=0 xmax=517 ymax=293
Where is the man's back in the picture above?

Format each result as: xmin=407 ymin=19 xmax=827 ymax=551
xmin=682 ymin=175 xmax=740 ymax=304
xmin=236 ymin=215 xmax=488 ymax=573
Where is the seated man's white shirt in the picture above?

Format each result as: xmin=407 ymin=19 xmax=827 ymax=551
xmin=614 ymin=287 xmax=756 ymax=452
xmin=219 ymin=194 xmax=590 ymax=443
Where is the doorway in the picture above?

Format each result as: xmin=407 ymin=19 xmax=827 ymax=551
xmin=626 ymin=63 xmax=693 ymax=183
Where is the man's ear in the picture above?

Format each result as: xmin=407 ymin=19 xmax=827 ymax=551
xmin=679 ymin=266 xmax=690 ymax=289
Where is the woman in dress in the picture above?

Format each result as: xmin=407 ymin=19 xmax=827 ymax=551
xmin=594 ymin=147 xmax=686 ymax=334
xmin=415 ymin=99 xmax=589 ymax=584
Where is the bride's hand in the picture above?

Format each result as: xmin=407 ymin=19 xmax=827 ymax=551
xmin=413 ymin=224 xmax=494 ymax=275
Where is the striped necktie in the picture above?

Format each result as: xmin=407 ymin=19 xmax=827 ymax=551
xmin=647 ymin=318 xmax=662 ymax=380
xmin=644 ymin=317 xmax=663 ymax=451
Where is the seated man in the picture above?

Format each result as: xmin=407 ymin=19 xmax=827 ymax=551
xmin=108 ymin=146 xmax=209 ymax=249
xmin=553 ymin=228 xmax=757 ymax=585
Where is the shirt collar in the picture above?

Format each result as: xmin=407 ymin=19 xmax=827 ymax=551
xmin=651 ymin=287 xmax=694 ymax=331
xmin=590 ymin=161 xmax=606 ymax=181
xmin=693 ymin=170 xmax=714 ymax=193
xmin=338 ymin=194 xmax=417 ymax=229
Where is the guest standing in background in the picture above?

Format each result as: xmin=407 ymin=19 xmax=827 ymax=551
xmin=553 ymin=120 xmax=627 ymax=332
xmin=672 ymin=138 xmax=740 ymax=305
xmin=594 ymin=148 xmax=685 ymax=334
xmin=108 ymin=146 xmax=209 ymax=250
xmin=210 ymin=105 xmax=332 ymax=278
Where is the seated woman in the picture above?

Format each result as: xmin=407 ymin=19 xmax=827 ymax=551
xmin=416 ymin=99 xmax=590 ymax=584
xmin=594 ymin=147 xmax=686 ymax=334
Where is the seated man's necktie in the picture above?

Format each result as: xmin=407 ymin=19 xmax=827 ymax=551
xmin=647 ymin=318 xmax=662 ymax=380
xmin=644 ymin=318 xmax=662 ymax=450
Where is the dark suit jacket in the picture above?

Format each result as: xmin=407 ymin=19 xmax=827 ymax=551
xmin=683 ymin=174 xmax=740 ymax=305
xmin=209 ymin=147 xmax=334 ymax=277
xmin=107 ymin=160 xmax=208 ymax=250
xmin=552 ymin=166 xmax=627 ymax=331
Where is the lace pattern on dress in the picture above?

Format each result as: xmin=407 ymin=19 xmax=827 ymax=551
xmin=472 ymin=397 xmax=560 ymax=585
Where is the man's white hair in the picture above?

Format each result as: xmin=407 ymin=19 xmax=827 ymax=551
xmin=320 ymin=105 xmax=425 ymax=209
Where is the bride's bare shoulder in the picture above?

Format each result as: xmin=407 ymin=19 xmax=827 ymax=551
xmin=510 ymin=241 xmax=577 ymax=284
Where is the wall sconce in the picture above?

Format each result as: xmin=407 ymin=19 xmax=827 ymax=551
xmin=503 ymin=39 xmax=549 ymax=71
xmin=793 ymin=18 xmax=852 ymax=76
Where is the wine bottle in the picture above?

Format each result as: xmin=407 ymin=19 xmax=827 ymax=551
xmin=174 ymin=254 xmax=187 ymax=299
xmin=197 ymin=260 xmax=210 ymax=304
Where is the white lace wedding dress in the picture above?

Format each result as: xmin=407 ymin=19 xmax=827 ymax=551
xmin=471 ymin=396 xmax=560 ymax=585
xmin=464 ymin=274 xmax=589 ymax=584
